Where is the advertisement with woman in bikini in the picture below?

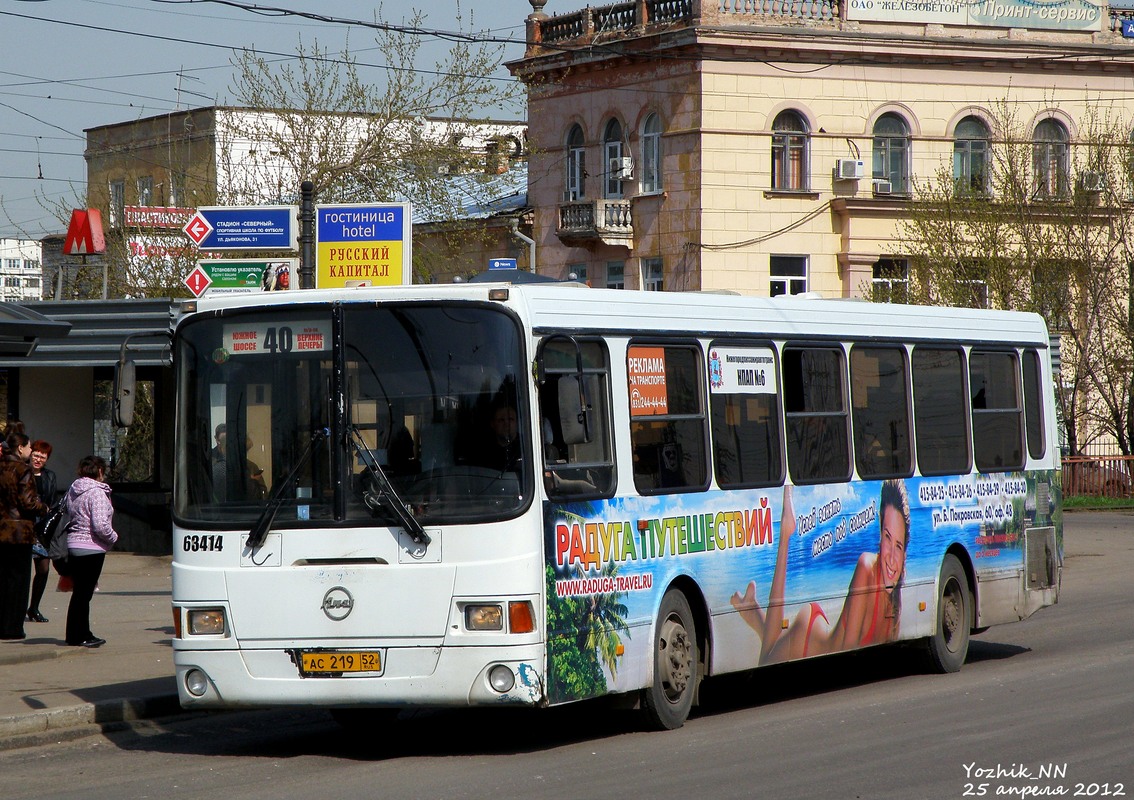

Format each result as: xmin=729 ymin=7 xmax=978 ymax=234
xmin=543 ymin=471 xmax=1060 ymax=705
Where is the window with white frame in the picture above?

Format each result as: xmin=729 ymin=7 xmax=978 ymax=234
xmin=959 ymin=261 xmax=989 ymax=308
xmin=872 ymin=258 xmax=909 ymax=303
xmin=953 ymin=116 xmax=990 ymax=195
xmin=641 ymin=257 xmax=663 ymax=291
xmin=770 ymin=255 xmax=807 ymax=296
xmin=1033 ymin=118 xmax=1070 ymax=199
xmin=872 ymin=113 xmax=910 ymax=194
xmin=603 ymin=119 xmax=624 ymax=200
xmin=606 ymin=260 xmax=625 ymax=289
xmin=771 ymin=110 xmax=809 ymax=191
xmin=566 ymin=125 xmax=586 ymax=201
xmin=640 ymin=113 xmax=662 ymax=194
xmin=137 ymin=175 xmax=154 ymax=206
xmin=109 ymin=179 xmax=125 ymax=227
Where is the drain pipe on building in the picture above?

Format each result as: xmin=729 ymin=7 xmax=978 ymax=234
xmin=510 ymin=218 xmax=535 ymax=271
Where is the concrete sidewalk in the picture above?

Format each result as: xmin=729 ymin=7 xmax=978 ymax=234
xmin=0 ymin=553 xmax=183 ymax=751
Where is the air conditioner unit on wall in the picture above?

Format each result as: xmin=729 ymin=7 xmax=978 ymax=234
xmin=610 ymin=156 xmax=634 ymax=181
xmin=835 ymin=159 xmax=865 ymax=180
xmin=873 ymin=179 xmax=894 ymax=195
xmin=1079 ymin=170 xmax=1105 ymax=193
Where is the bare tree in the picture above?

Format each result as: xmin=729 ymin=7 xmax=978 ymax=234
xmin=220 ymin=10 xmax=524 ymax=282
xmin=898 ymin=100 xmax=1134 ymax=455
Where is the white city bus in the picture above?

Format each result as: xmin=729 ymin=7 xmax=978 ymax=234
xmin=166 ymin=281 xmax=1061 ymax=730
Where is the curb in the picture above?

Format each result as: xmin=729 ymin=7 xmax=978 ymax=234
xmin=0 ymin=692 xmax=182 ymax=752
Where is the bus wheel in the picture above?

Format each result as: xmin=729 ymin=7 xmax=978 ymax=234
xmin=642 ymin=589 xmax=698 ymax=730
xmin=925 ymin=554 xmax=971 ymax=674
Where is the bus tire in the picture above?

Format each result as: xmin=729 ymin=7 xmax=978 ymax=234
xmin=925 ymin=554 xmax=971 ymax=674
xmin=642 ymin=589 xmax=698 ymax=730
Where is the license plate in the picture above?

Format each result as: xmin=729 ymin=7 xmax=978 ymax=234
xmin=298 ymin=650 xmax=383 ymax=676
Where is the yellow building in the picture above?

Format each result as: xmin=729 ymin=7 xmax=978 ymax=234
xmin=509 ymin=0 xmax=1134 ymax=296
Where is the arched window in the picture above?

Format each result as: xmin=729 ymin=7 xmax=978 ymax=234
xmin=603 ymin=118 xmax=624 ymax=199
xmin=953 ymin=116 xmax=990 ymax=195
xmin=872 ymin=113 xmax=910 ymax=194
xmin=640 ymin=113 xmax=663 ymax=194
xmin=565 ymin=124 xmax=586 ymax=201
xmin=772 ymin=110 xmax=809 ymax=191
xmin=1033 ymin=119 xmax=1069 ymax=198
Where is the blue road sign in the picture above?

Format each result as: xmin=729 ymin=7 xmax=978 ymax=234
xmin=489 ymin=258 xmax=517 ymax=270
xmin=1123 ymin=19 xmax=1134 ymax=38
xmin=185 ymin=206 xmax=297 ymax=250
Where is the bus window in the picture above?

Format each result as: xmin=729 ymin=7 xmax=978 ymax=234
xmin=1022 ymin=349 xmax=1046 ymax=460
xmin=708 ymin=342 xmax=783 ymax=488
xmin=912 ymin=347 xmax=971 ymax=476
xmin=783 ymin=346 xmax=850 ymax=484
xmin=850 ymin=345 xmax=912 ymax=479
xmin=970 ymin=350 xmax=1024 ymax=471
xmin=539 ymin=338 xmax=615 ymax=497
xmin=629 ymin=344 xmax=708 ymax=493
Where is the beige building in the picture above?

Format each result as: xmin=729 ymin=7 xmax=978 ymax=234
xmin=509 ymin=0 xmax=1134 ymax=296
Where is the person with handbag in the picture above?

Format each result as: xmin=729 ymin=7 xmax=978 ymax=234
xmin=0 ymin=432 xmax=47 ymax=641
xmin=63 ymin=455 xmax=118 ymax=648
xmin=27 ymin=440 xmax=58 ymax=624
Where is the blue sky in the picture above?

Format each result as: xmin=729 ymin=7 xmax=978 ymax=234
xmin=0 ymin=0 xmax=540 ymax=239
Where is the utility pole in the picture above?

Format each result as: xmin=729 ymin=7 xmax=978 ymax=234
xmin=299 ymin=181 xmax=315 ymax=289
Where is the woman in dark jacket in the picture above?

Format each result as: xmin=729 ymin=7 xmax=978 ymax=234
xmin=0 ymin=432 xmax=47 ymax=640
xmin=27 ymin=440 xmax=58 ymax=623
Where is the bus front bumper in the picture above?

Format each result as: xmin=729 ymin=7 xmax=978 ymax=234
xmin=174 ymin=644 xmax=546 ymax=710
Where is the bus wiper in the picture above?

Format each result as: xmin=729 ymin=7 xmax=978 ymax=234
xmin=247 ymin=427 xmax=328 ymax=549
xmin=348 ymin=425 xmax=431 ymax=546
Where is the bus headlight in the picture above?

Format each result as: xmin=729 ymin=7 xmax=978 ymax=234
xmin=187 ymin=608 xmax=227 ymax=635
xmin=465 ymin=604 xmax=503 ymax=631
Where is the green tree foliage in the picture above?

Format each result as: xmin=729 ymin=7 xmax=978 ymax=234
xmin=544 ymin=560 xmax=631 ymax=704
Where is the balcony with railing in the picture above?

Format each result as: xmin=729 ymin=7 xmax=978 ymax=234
xmin=557 ymin=199 xmax=633 ymax=246
xmin=528 ymin=0 xmax=840 ymax=53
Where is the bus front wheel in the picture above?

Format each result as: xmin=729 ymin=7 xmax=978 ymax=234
xmin=642 ymin=589 xmax=698 ymax=730
xmin=925 ymin=554 xmax=971 ymax=673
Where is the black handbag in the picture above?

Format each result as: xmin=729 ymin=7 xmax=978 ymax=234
xmin=34 ymin=498 xmax=67 ymax=548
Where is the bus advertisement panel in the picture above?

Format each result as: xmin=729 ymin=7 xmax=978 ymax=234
xmin=544 ymin=471 xmax=1060 ymax=704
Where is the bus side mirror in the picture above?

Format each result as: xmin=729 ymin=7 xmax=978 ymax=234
xmin=114 ymin=357 xmax=136 ymax=428
xmin=558 ymin=375 xmax=592 ymax=445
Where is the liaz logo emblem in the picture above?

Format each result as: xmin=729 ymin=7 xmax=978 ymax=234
xmin=321 ymin=586 xmax=354 ymax=620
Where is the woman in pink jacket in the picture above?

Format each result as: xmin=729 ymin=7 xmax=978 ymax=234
xmin=64 ymin=455 xmax=118 ymax=648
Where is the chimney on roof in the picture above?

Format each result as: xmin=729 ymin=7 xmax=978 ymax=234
xmin=485 ymin=138 xmax=510 ymax=175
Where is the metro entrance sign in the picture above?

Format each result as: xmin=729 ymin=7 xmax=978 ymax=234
xmin=183 ymin=206 xmax=298 ymax=251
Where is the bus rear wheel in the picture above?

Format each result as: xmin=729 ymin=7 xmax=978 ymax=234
xmin=642 ymin=589 xmax=698 ymax=730
xmin=925 ymin=554 xmax=971 ymax=674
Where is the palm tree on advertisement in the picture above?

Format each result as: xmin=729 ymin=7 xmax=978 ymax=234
xmin=579 ymin=560 xmax=631 ymax=681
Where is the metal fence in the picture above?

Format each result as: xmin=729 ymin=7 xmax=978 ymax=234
xmin=1062 ymin=455 xmax=1134 ymax=499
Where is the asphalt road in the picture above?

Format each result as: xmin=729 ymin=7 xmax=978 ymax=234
xmin=3 ymin=512 xmax=1131 ymax=800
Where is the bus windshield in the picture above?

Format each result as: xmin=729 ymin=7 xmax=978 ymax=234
xmin=173 ymin=302 xmax=529 ymax=528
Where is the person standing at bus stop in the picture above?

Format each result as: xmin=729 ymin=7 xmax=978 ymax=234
xmin=63 ymin=455 xmax=119 ymax=648
xmin=0 ymin=432 xmax=47 ymax=640
xmin=26 ymin=440 xmax=59 ymax=624
xmin=731 ymin=479 xmax=911 ymax=665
